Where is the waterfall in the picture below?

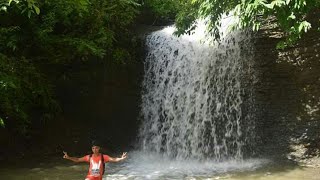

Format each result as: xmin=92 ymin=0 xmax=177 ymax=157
xmin=139 ymin=20 xmax=256 ymax=161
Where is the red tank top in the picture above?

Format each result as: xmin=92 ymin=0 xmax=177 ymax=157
xmin=83 ymin=154 xmax=110 ymax=180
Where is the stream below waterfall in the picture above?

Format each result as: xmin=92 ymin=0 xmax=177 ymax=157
xmin=0 ymin=151 xmax=319 ymax=180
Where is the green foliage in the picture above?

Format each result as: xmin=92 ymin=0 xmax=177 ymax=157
xmin=143 ymin=0 xmax=180 ymax=21
xmin=175 ymin=0 xmax=320 ymax=49
xmin=1 ymin=0 xmax=40 ymax=18
xmin=1 ymin=0 xmax=140 ymax=62
xmin=0 ymin=54 xmax=59 ymax=132
xmin=0 ymin=0 xmax=140 ymax=133
xmin=0 ymin=117 xmax=4 ymax=127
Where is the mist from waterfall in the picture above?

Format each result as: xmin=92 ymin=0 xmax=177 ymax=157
xmin=139 ymin=18 xmax=256 ymax=161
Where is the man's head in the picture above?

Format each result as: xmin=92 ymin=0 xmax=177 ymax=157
xmin=91 ymin=140 xmax=102 ymax=154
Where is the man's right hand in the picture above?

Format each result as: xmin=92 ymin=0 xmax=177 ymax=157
xmin=63 ymin=151 xmax=69 ymax=159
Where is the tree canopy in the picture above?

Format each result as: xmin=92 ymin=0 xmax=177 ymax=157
xmin=0 ymin=0 xmax=140 ymax=132
xmin=175 ymin=0 xmax=320 ymax=49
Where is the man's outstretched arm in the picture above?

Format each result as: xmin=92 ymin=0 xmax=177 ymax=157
xmin=109 ymin=152 xmax=127 ymax=162
xmin=63 ymin=151 xmax=86 ymax=163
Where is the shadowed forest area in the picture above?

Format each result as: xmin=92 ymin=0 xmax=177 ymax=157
xmin=0 ymin=0 xmax=180 ymax=161
xmin=0 ymin=0 xmax=320 ymax=170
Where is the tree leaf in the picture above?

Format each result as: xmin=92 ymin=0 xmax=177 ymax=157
xmin=276 ymin=41 xmax=286 ymax=49
xmin=252 ymin=22 xmax=260 ymax=31
xmin=0 ymin=117 xmax=4 ymax=128
xmin=288 ymin=13 xmax=296 ymax=20
xmin=286 ymin=0 xmax=291 ymax=5
xmin=28 ymin=10 xmax=31 ymax=18
xmin=299 ymin=21 xmax=311 ymax=32
xmin=263 ymin=3 xmax=273 ymax=9
xmin=273 ymin=0 xmax=285 ymax=7
xmin=33 ymin=5 xmax=40 ymax=15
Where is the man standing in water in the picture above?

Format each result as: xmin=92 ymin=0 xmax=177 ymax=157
xmin=63 ymin=141 xmax=127 ymax=180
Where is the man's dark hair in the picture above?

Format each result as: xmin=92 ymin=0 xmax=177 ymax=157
xmin=91 ymin=140 xmax=102 ymax=147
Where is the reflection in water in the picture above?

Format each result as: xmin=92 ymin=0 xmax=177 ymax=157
xmin=0 ymin=152 xmax=319 ymax=180
xmin=0 ymin=162 xmax=88 ymax=180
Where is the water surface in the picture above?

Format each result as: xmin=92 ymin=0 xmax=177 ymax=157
xmin=0 ymin=151 xmax=319 ymax=180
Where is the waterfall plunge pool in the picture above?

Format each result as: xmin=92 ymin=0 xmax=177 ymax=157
xmin=0 ymin=151 xmax=319 ymax=180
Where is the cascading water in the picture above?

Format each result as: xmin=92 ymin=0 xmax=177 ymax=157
xmin=139 ymin=19 xmax=257 ymax=161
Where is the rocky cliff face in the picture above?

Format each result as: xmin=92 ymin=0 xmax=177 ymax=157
xmin=253 ymin=11 xmax=320 ymax=161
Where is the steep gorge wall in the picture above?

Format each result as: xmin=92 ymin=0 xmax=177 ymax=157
xmin=254 ymin=11 xmax=320 ymax=159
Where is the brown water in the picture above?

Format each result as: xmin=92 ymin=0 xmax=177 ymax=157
xmin=0 ymin=164 xmax=319 ymax=180
xmin=0 ymin=152 xmax=319 ymax=180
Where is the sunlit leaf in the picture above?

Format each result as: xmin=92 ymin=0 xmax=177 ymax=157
xmin=34 ymin=5 xmax=40 ymax=15
xmin=255 ymin=0 xmax=268 ymax=6
xmin=0 ymin=117 xmax=4 ymax=128
xmin=252 ymin=22 xmax=260 ymax=31
xmin=299 ymin=21 xmax=311 ymax=32
xmin=272 ymin=0 xmax=286 ymax=7
xmin=262 ymin=3 xmax=273 ymax=9
xmin=1 ymin=6 xmax=7 ymax=11
xmin=288 ymin=13 xmax=296 ymax=20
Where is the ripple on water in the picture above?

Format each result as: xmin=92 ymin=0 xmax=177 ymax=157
xmin=105 ymin=151 xmax=269 ymax=179
xmin=1 ymin=153 xmax=320 ymax=180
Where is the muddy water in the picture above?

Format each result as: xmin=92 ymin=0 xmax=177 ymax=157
xmin=0 ymin=151 xmax=319 ymax=180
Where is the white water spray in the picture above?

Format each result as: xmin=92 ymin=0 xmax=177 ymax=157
xmin=139 ymin=18 xmax=256 ymax=161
